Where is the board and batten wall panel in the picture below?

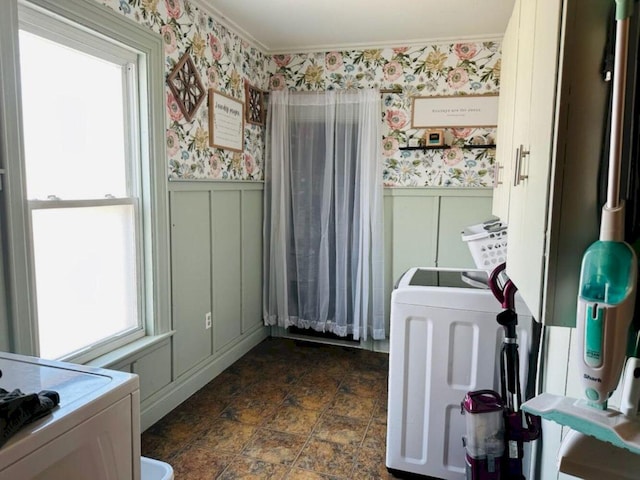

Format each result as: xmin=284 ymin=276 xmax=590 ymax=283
xmin=211 ymin=190 xmax=243 ymax=352
xmin=241 ymin=190 xmax=264 ymax=334
xmin=169 ymin=191 xmax=212 ymax=377
xmin=170 ymin=191 xmax=213 ymax=378
xmin=437 ymin=195 xmax=494 ymax=268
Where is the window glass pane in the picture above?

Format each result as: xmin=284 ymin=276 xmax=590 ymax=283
xmin=19 ymin=30 xmax=128 ymax=200
xmin=31 ymin=205 xmax=139 ymax=359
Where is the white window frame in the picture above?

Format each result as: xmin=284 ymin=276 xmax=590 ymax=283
xmin=0 ymin=0 xmax=170 ymax=360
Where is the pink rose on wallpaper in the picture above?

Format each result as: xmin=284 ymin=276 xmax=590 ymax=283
xmin=167 ymin=92 xmax=183 ymax=121
xmin=209 ymin=153 xmax=222 ymax=177
xmin=166 ymin=129 xmax=179 ymax=156
xmin=207 ymin=66 xmax=218 ymax=88
xmin=385 ymin=109 xmax=408 ymax=130
xmin=209 ymin=35 xmax=223 ymax=60
xmin=270 ymin=74 xmax=286 ymax=90
xmin=382 ymin=137 xmax=399 ymax=157
xmin=383 ymin=61 xmax=403 ymax=81
xmin=273 ymin=54 xmax=292 ymax=67
xmin=244 ymin=153 xmax=255 ymax=175
xmin=165 ymin=0 xmax=181 ymax=19
xmin=452 ymin=127 xmax=473 ymax=138
xmin=160 ymin=25 xmax=177 ymax=54
xmin=393 ymin=46 xmax=409 ymax=54
xmin=447 ymin=68 xmax=469 ymax=89
xmin=325 ymin=52 xmax=343 ymax=71
xmin=444 ymin=148 xmax=464 ymax=166
xmin=454 ymin=43 xmax=478 ymax=60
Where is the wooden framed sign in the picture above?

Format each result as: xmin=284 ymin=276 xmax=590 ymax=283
xmin=208 ymin=89 xmax=244 ymax=152
xmin=411 ymin=94 xmax=498 ymax=128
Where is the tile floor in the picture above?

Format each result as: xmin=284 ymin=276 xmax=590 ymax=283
xmin=141 ymin=338 xmax=399 ymax=479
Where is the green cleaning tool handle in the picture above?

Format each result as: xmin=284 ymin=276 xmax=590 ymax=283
xmin=616 ymin=0 xmax=633 ymax=20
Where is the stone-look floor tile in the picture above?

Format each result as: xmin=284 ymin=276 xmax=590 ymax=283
xmin=221 ymin=398 xmax=278 ymax=425
xmin=170 ymin=445 xmax=234 ymax=480
xmin=284 ymin=385 xmax=336 ymax=410
xmin=338 ymin=375 xmax=384 ymax=398
xmin=176 ymin=390 xmax=230 ymax=418
xmin=218 ymin=456 xmax=289 ymax=479
xmin=264 ymin=404 xmax=322 ymax=435
xmin=140 ymin=432 xmax=185 ymax=461
xmin=194 ymin=418 xmax=256 ymax=453
xmin=243 ymin=381 xmax=290 ymax=403
xmin=372 ymin=398 xmax=388 ymax=425
xmin=242 ymin=429 xmax=307 ymax=466
xmin=294 ymin=438 xmax=356 ymax=478
xmin=312 ymin=414 xmax=368 ymax=446
xmin=361 ymin=422 xmax=387 ymax=451
xmin=326 ymin=392 xmax=376 ymax=420
xmin=296 ymin=371 xmax=342 ymax=391
xmin=200 ymin=370 xmax=247 ymax=398
xmin=352 ymin=446 xmax=394 ymax=480
xmin=145 ymin=409 xmax=210 ymax=444
xmin=285 ymin=468 xmax=342 ymax=480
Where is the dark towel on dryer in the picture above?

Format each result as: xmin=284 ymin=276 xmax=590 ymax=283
xmin=0 ymin=388 xmax=60 ymax=448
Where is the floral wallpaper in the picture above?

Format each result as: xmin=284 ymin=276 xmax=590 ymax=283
xmin=94 ymin=0 xmax=500 ymax=186
xmin=98 ymin=0 xmax=269 ymax=180
xmin=268 ymin=43 xmax=501 ymax=187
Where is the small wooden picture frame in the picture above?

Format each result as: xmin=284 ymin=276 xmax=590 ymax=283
xmin=424 ymin=128 xmax=445 ymax=147
xmin=245 ymin=83 xmax=266 ymax=126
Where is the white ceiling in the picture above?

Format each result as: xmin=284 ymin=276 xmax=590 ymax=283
xmin=191 ymin=0 xmax=515 ymax=54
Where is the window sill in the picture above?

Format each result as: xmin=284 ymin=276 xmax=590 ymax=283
xmin=85 ymin=331 xmax=175 ymax=369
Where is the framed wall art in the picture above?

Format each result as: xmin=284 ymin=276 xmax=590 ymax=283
xmin=245 ymin=83 xmax=266 ymax=126
xmin=208 ymin=89 xmax=244 ymax=152
xmin=166 ymin=52 xmax=206 ymax=122
xmin=411 ymin=94 xmax=499 ymax=128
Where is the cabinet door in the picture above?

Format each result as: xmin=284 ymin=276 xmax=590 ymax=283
xmin=506 ymin=0 xmax=563 ymax=321
xmin=492 ymin=0 xmax=521 ymax=222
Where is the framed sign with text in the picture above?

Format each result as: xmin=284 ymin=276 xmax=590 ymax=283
xmin=208 ymin=89 xmax=244 ymax=152
xmin=411 ymin=94 xmax=499 ymax=128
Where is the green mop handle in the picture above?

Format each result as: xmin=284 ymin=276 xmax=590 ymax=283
xmin=616 ymin=0 xmax=633 ymax=20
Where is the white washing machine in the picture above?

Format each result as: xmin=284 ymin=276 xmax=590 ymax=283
xmin=386 ymin=267 xmax=533 ymax=480
xmin=0 ymin=352 xmax=141 ymax=479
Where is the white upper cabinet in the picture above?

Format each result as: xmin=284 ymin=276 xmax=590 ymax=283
xmin=495 ymin=0 xmax=610 ymax=325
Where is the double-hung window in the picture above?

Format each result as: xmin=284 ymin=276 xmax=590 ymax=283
xmin=13 ymin=2 xmax=167 ymax=362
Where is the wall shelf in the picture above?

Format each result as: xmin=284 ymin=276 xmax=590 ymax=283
xmin=399 ymin=144 xmax=497 ymax=151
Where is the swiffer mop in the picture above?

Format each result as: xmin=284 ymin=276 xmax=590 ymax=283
xmin=522 ymin=0 xmax=640 ymax=458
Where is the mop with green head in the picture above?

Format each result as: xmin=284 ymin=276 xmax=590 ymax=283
xmin=521 ymin=0 xmax=640 ymax=469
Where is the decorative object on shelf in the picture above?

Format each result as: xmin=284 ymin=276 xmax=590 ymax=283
xmin=208 ymin=89 xmax=244 ymax=152
xmin=245 ymin=82 xmax=266 ymax=126
xmin=166 ymin=52 xmax=206 ymax=122
xmin=423 ymin=128 xmax=445 ymax=147
xmin=411 ymin=94 xmax=499 ymax=128
xmin=399 ymin=144 xmax=496 ymax=151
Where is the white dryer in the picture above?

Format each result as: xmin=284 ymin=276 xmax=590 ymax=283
xmin=0 ymin=352 xmax=141 ymax=479
xmin=386 ymin=267 xmax=533 ymax=480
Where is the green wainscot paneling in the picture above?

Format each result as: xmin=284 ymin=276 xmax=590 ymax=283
xmin=241 ymin=189 xmax=263 ymax=334
xmin=212 ymin=190 xmax=243 ymax=353
xmin=382 ymin=188 xmax=493 ymax=331
xmin=437 ymin=195 xmax=494 ymax=268
xmin=170 ymin=190 xmax=213 ymax=378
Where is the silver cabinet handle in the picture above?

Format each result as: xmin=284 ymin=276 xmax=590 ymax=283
xmin=513 ymin=144 xmax=530 ymax=187
xmin=513 ymin=146 xmax=521 ymax=187
xmin=494 ymin=163 xmax=504 ymax=186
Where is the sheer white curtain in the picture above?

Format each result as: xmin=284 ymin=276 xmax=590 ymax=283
xmin=263 ymin=89 xmax=384 ymax=341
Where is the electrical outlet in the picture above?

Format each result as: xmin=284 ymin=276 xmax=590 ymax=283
xmin=205 ymin=312 xmax=212 ymax=329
